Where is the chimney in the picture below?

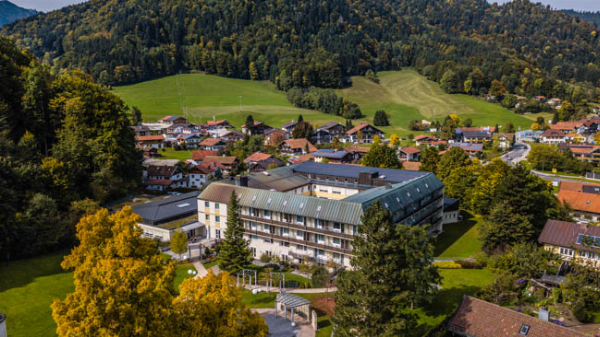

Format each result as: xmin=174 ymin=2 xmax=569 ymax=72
xmin=0 ymin=313 xmax=6 ymax=337
xmin=235 ymin=175 xmax=248 ymax=187
xmin=385 ymin=183 xmax=392 ymax=190
xmin=538 ymin=308 xmax=549 ymax=322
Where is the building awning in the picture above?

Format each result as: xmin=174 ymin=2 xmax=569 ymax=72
xmin=275 ymin=293 xmax=310 ymax=308
xmin=180 ymin=221 xmax=205 ymax=232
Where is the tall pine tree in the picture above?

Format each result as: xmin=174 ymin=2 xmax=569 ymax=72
xmin=333 ymin=201 xmax=440 ymax=336
xmin=219 ymin=191 xmax=252 ymax=273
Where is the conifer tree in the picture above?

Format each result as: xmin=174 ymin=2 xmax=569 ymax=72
xmin=333 ymin=201 xmax=440 ymax=336
xmin=219 ymin=191 xmax=252 ymax=273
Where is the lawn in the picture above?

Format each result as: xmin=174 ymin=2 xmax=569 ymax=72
xmin=158 ymin=147 xmax=195 ymax=161
xmin=434 ymin=211 xmax=483 ymax=259
xmin=1 ymin=252 xmax=196 ymax=337
xmin=114 ymin=69 xmax=537 ymax=138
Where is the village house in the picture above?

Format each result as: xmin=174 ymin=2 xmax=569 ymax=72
xmin=398 ymin=147 xmax=421 ymax=162
xmin=457 ymin=129 xmax=492 ymax=144
xmin=550 ymin=121 xmax=586 ymax=135
xmin=443 ymin=198 xmax=461 ymax=224
xmin=564 ymin=144 xmax=600 ymax=162
xmin=192 ymin=150 xmax=218 ymax=162
xmin=244 ymin=153 xmax=284 ymax=172
xmin=130 ymin=124 xmax=152 ymax=137
xmin=204 ymin=120 xmax=231 ymax=130
xmin=493 ymin=133 xmax=515 ymax=150
xmin=344 ymin=145 xmax=370 ymax=162
xmin=281 ymin=120 xmax=298 ymax=134
xmin=279 ymin=139 xmax=318 ymax=156
xmin=539 ymin=219 xmax=600 ymax=269
xmin=159 ymin=115 xmax=188 ymax=125
xmin=188 ymin=163 xmax=218 ymax=188
xmin=449 ymin=143 xmax=483 ymax=158
xmin=177 ymin=133 xmax=203 ymax=149
xmin=264 ymin=129 xmax=287 ymax=146
xmin=288 ymin=154 xmax=315 ymax=165
xmin=541 ymin=129 xmax=566 ymax=144
xmin=344 ymin=122 xmax=385 ymax=144
xmin=203 ymin=155 xmax=239 ymax=174
xmin=557 ymin=181 xmax=600 ymax=222
xmin=312 ymin=122 xmax=345 ymax=144
xmin=547 ymin=97 xmax=562 ymax=106
xmin=311 ymin=149 xmax=353 ymax=163
xmin=242 ymin=121 xmax=273 ymax=136
xmin=199 ymin=138 xmax=227 ymax=151
xmin=448 ymin=295 xmax=586 ymax=337
xmin=133 ymin=191 xmax=203 ymax=242
xmin=414 ymin=135 xmax=447 ymax=148
xmin=144 ymin=164 xmax=184 ymax=191
xmin=136 ymin=135 xmax=165 ymax=149
xmin=220 ymin=130 xmax=245 ymax=142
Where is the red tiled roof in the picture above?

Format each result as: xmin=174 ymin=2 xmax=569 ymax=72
xmin=144 ymin=179 xmax=174 ymax=186
xmin=539 ymin=219 xmax=600 ymax=253
xmin=206 ymin=120 xmax=228 ymax=126
xmin=344 ymin=145 xmax=370 ymax=153
xmin=400 ymin=146 xmax=421 ymax=155
xmin=192 ymin=150 xmax=218 ymax=161
xmin=449 ymin=295 xmax=586 ymax=337
xmin=550 ymin=121 xmax=583 ymax=130
xmin=557 ymin=181 xmax=600 ymax=214
xmin=244 ymin=152 xmax=273 ymax=163
xmin=147 ymin=165 xmax=179 ymax=177
xmin=282 ymin=139 xmax=317 ymax=152
xmin=460 ymin=126 xmax=496 ymax=132
xmin=203 ymin=156 xmax=238 ymax=165
xmin=402 ymin=161 xmax=422 ymax=171
xmin=189 ymin=163 xmax=217 ymax=174
xmin=542 ymin=129 xmax=564 ymax=138
xmin=414 ymin=135 xmax=434 ymax=141
xmin=137 ymin=135 xmax=165 ymax=141
xmin=199 ymin=138 xmax=225 ymax=146
xmin=346 ymin=122 xmax=383 ymax=135
xmin=289 ymin=154 xmax=315 ymax=164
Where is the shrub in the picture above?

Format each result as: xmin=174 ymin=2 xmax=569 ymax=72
xmin=572 ymin=300 xmax=590 ymax=323
xmin=432 ymin=261 xmax=462 ymax=269
xmin=311 ymin=266 xmax=329 ymax=288
xmin=455 ymin=259 xmax=482 ymax=269
xmin=552 ymin=288 xmax=562 ymax=304
xmin=259 ymin=253 xmax=271 ymax=263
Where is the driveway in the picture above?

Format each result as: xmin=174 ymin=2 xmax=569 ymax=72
xmin=500 ymin=141 xmax=530 ymax=166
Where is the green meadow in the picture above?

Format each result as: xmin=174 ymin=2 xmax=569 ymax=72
xmin=113 ymin=69 xmax=535 ymax=137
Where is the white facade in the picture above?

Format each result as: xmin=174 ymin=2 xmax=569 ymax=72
xmin=443 ymin=210 xmax=461 ymax=225
xmin=188 ymin=173 xmax=211 ymax=188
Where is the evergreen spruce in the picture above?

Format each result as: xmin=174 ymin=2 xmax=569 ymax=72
xmin=219 ymin=191 xmax=252 ymax=273
xmin=373 ymin=110 xmax=389 ymax=126
xmin=333 ymin=201 xmax=440 ymax=336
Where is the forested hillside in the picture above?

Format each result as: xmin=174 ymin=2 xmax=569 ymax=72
xmin=562 ymin=10 xmax=600 ymax=27
xmin=0 ymin=0 xmax=37 ymax=26
xmin=0 ymin=37 xmax=141 ymax=260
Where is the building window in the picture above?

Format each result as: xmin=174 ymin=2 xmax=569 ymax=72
xmin=519 ymin=324 xmax=530 ymax=335
xmin=333 ymin=222 xmax=342 ymax=232
xmin=559 ymin=247 xmax=574 ymax=257
xmin=205 ymin=201 xmax=210 ymax=207
xmin=249 ymin=222 xmax=257 ymax=230
xmin=280 ymin=241 xmax=290 ymax=247
xmin=263 ymin=210 xmax=271 ymax=219
xmin=263 ymin=238 xmax=273 ymax=244
xmin=297 ymin=245 xmax=306 ymax=251
xmin=280 ymin=227 xmax=289 ymax=237
xmin=205 ymin=214 xmax=210 ymax=221
xmin=315 ymin=219 xmax=325 ymax=229
xmin=316 ymin=234 xmax=325 ymax=244
xmin=296 ymin=230 xmax=304 ymax=239
xmin=353 ymin=225 xmax=358 ymax=236
xmin=215 ymin=216 xmax=220 ymax=223
xmin=296 ymin=215 xmax=304 ymax=224
xmin=333 ymin=237 xmax=341 ymax=247
xmin=215 ymin=203 xmax=220 ymax=210
xmin=263 ymin=224 xmax=271 ymax=233
xmin=215 ymin=229 xmax=221 ymax=239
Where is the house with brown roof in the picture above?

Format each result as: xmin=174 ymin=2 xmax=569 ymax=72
xmin=159 ymin=115 xmax=188 ymax=125
xmin=243 ymin=152 xmax=273 ymax=164
xmin=136 ymin=135 xmax=166 ymax=149
xmin=344 ymin=145 xmax=370 ymax=162
xmin=220 ymin=130 xmax=245 ymax=142
xmin=264 ymin=129 xmax=287 ymax=146
xmin=344 ymin=122 xmax=384 ymax=144
xmin=493 ymin=133 xmax=515 ymax=150
xmin=188 ymin=163 xmax=219 ymax=188
xmin=449 ymin=295 xmax=587 ymax=337
xmin=415 ymin=135 xmax=447 ymax=148
xmin=281 ymin=120 xmax=298 ymax=133
xmin=279 ymin=139 xmax=318 ymax=155
xmin=199 ymin=138 xmax=227 ymax=151
xmin=539 ymin=219 xmax=600 ymax=268
xmin=312 ymin=122 xmax=345 ymax=144
xmin=242 ymin=121 xmax=273 ymax=136
xmin=398 ymin=147 xmax=421 ymax=162
xmin=248 ymin=157 xmax=284 ymax=173
xmin=144 ymin=165 xmax=184 ymax=191
xmin=203 ymin=155 xmax=239 ymax=174
xmin=541 ymin=129 xmax=566 ymax=144
xmin=567 ymin=145 xmax=600 ymax=162
xmin=557 ymin=181 xmax=600 ymax=222
xmin=204 ymin=120 xmax=231 ymax=130
xmin=550 ymin=121 xmax=585 ymax=135
xmin=192 ymin=150 xmax=218 ymax=162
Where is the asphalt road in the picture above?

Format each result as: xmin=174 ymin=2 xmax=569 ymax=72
xmin=500 ymin=141 xmax=530 ymax=166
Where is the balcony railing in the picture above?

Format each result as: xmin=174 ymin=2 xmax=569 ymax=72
xmin=241 ymin=215 xmax=355 ymax=240
xmin=244 ymin=228 xmax=353 ymax=255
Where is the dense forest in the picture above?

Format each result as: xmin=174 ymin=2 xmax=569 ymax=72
xmin=562 ymin=10 xmax=600 ymax=27
xmin=3 ymin=0 xmax=600 ymax=107
xmin=0 ymin=0 xmax=37 ymax=26
xmin=0 ymin=37 xmax=141 ymax=260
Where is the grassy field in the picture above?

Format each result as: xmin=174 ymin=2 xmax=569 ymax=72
xmin=159 ymin=147 xmax=196 ymax=161
xmin=434 ymin=211 xmax=483 ymax=259
xmin=114 ymin=69 xmax=537 ymax=137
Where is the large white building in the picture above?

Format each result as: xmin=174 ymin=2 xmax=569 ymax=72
xmin=197 ymin=163 xmax=445 ymax=268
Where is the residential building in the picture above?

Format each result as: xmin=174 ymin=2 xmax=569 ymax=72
xmin=311 ymin=149 xmax=352 ymax=163
xmin=199 ymin=138 xmax=227 ymax=151
xmin=136 ymin=135 xmax=165 ymax=149
xmin=312 ymin=122 xmax=345 ymax=144
xmin=448 ymin=295 xmax=586 ymax=337
xmin=133 ymin=191 xmax=203 ymax=241
xmin=443 ymin=198 xmax=461 ymax=224
xmin=288 ymin=154 xmax=315 ymax=165
xmin=130 ymin=124 xmax=152 ymax=136
xmin=248 ymin=157 xmax=284 ymax=173
xmin=188 ymin=164 xmax=217 ymax=188
xmin=279 ymin=139 xmax=318 ymax=155
xmin=414 ymin=135 xmax=447 ymax=148
xmin=192 ymin=150 xmax=218 ymax=162
xmin=178 ymin=133 xmax=203 ymax=149
xmin=541 ymin=129 xmax=566 ymax=144
xmin=548 ymin=98 xmax=562 ymax=106
xmin=198 ymin=163 xmax=444 ymax=267
xmin=344 ymin=145 xmax=369 ymax=162
xmin=516 ymin=130 xmax=544 ymax=142
xmin=566 ymin=144 xmax=600 ymax=162
xmin=144 ymin=164 xmax=184 ymax=191
xmin=539 ymin=219 xmax=600 ymax=268
xmin=160 ymin=115 xmax=188 ymax=125
xmin=204 ymin=120 xmax=231 ymax=130
xmin=493 ymin=133 xmax=515 ymax=150
xmin=398 ymin=147 xmax=421 ymax=162
xmin=203 ymin=156 xmax=238 ymax=174
xmin=220 ymin=130 xmax=245 ymax=142
xmin=282 ymin=120 xmax=298 ymax=134
xmin=264 ymin=129 xmax=287 ymax=146
xmin=244 ymin=152 xmax=274 ymax=165
xmin=557 ymin=181 xmax=600 ymax=222
xmin=344 ymin=123 xmax=384 ymax=144
xmin=550 ymin=121 xmax=585 ymax=135
xmin=242 ymin=121 xmax=273 ymax=136
xmin=460 ymin=130 xmax=492 ymax=143
xmin=448 ymin=143 xmax=483 ymax=158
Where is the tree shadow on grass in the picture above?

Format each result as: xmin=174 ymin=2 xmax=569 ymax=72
xmin=0 ymin=249 xmax=69 ymax=293
xmin=433 ymin=211 xmax=477 ymax=257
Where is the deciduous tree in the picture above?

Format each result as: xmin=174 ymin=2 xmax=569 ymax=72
xmin=171 ymin=227 xmax=189 ymax=260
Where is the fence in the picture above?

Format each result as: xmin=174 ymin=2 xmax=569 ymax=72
xmin=585 ymin=172 xmax=600 ymax=181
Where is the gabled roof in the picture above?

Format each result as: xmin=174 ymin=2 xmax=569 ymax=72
xmin=550 ymin=121 xmax=584 ymax=130
xmin=199 ymin=138 xmax=226 ymax=146
xmin=462 ymin=130 xmax=491 ymax=138
xmin=137 ymin=135 xmax=165 ymax=141
xmin=402 ymin=161 xmax=422 ymax=171
xmin=161 ymin=115 xmax=184 ymax=121
xmin=147 ymin=165 xmax=180 ymax=177
xmin=344 ymin=145 xmax=370 ymax=154
xmin=414 ymin=135 xmax=435 ymax=141
xmin=206 ymin=120 xmax=229 ymax=126
xmin=449 ymin=295 xmax=586 ymax=337
xmin=493 ymin=133 xmax=515 ymax=140
xmin=449 ymin=143 xmax=483 ymax=152
xmin=144 ymin=179 xmax=175 ymax=186
xmin=192 ymin=150 xmax=218 ymax=161
xmin=244 ymin=152 xmax=273 ymax=163
xmin=203 ymin=156 xmax=238 ymax=165
xmin=557 ymin=181 xmax=600 ymax=214
xmin=539 ymin=219 xmax=600 ymax=253
xmin=282 ymin=120 xmax=298 ymax=128
xmin=288 ymin=154 xmax=315 ymax=164
xmin=346 ymin=122 xmax=383 ymax=135
xmin=282 ymin=139 xmax=317 ymax=152
xmin=542 ymin=129 xmax=565 ymax=138
xmin=318 ymin=121 xmax=343 ymax=130
xmin=311 ymin=149 xmax=350 ymax=159
xmin=568 ymin=145 xmax=600 ymax=154
xmin=399 ymin=147 xmax=421 ymax=155
xmin=189 ymin=163 xmax=218 ymax=175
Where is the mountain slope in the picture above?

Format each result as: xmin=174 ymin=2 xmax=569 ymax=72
xmin=2 ymin=0 xmax=600 ymax=104
xmin=0 ymin=0 xmax=37 ymax=26
xmin=562 ymin=10 xmax=600 ymax=27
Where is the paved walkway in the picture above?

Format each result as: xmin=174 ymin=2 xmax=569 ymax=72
xmin=252 ymin=308 xmax=315 ymax=337
xmin=244 ymin=284 xmax=337 ymax=294
xmin=193 ymin=260 xmax=209 ymax=278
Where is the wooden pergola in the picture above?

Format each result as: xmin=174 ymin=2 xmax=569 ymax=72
xmin=274 ymin=293 xmax=311 ymax=327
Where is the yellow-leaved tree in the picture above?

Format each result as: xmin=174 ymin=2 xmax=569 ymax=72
xmin=53 ymin=207 xmax=267 ymax=337
xmin=174 ymin=270 xmax=268 ymax=336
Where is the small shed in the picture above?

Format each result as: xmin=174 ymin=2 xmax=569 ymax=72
xmin=275 ymin=293 xmax=311 ymax=326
